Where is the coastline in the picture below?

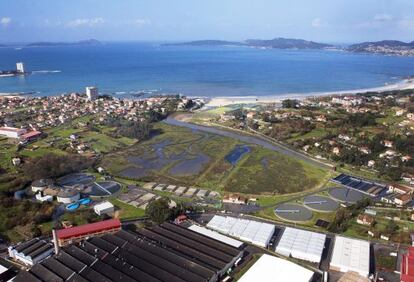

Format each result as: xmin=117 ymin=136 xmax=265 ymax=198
xmin=202 ymin=78 xmax=414 ymax=107
xmin=2 ymin=78 xmax=414 ymax=104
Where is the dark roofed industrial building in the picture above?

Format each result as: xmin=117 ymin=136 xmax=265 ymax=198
xmin=14 ymin=222 xmax=244 ymax=282
xmin=8 ymin=238 xmax=54 ymax=266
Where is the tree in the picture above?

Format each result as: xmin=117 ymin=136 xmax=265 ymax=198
xmin=282 ymin=99 xmax=299 ymax=108
xmin=385 ymin=220 xmax=398 ymax=236
xmin=145 ymin=197 xmax=172 ymax=224
xmin=23 ymin=153 xmax=94 ymax=180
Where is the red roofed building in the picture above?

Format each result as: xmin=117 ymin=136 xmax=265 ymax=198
xmin=55 ymin=219 xmax=121 ymax=246
xmin=21 ymin=130 xmax=42 ymax=141
xmin=401 ymin=247 xmax=414 ymax=282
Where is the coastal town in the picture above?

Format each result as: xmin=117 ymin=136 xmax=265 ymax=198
xmin=0 ymin=85 xmax=412 ymax=282
xmin=2 ymin=1 xmax=414 ymax=281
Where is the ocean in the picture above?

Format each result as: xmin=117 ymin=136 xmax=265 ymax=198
xmin=0 ymin=42 xmax=414 ymax=97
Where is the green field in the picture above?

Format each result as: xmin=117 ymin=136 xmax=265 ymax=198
xmin=102 ymin=122 xmax=329 ymax=195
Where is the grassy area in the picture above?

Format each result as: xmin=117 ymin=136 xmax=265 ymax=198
xmin=103 ymin=122 xmax=329 ymax=196
xmin=109 ymin=198 xmax=146 ymax=220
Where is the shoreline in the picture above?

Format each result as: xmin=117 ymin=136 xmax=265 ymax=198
xmin=201 ymin=78 xmax=414 ymax=107
xmin=2 ymin=78 xmax=414 ymax=103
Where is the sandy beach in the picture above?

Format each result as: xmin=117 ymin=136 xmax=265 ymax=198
xmin=203 ymin=78 xmax=414 ymax=107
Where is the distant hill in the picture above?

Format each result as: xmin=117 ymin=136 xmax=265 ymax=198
xmin=168 ymin=37 xmax=333 ymax=50
xmin=347 ymin=40 xmax=414 ymax=56
xmin=26 ymin=39 xmax=102 ymax=47
xmin=245 ymin=38 xmax=333 ymax=49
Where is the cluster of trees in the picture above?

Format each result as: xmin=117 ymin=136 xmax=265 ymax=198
xmin=23 ymin=153 xmax=94 ymax=180
xmin=328 ymin=198 xmax=371 ymax=233
xmin=145 ymin=197 xmax=187 ymax=224
xmin=117 ymin=120 xmax=152 ymax=140
xmin=268 ymin=119 xmax=315 ymax=140
xmin=0 ymin=197 xmax=54 ymax=233
xmin=105 ymin=118 xmax=153 ymax=140
xmin=344 ymin=113 xmax=378 ymax=127
xmin=282 ymin=99 xmax=299 ymax=109
xmin=332 ymin=147 xmax=369 ymax=167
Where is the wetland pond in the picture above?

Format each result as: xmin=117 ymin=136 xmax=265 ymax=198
xmin=225 ymin=145 xmax=251 ymax=165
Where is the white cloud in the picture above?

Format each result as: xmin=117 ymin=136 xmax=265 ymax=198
xmin=398 ymin=18 xmax=414 ymax=30
xmin=132 ymin=18 xmax=151 ymax=27
xmin=66 ymin=17 xmax=105 ymax=28
xmin=373 ymin=14 xmax=393 ymax=22
xmin=311 ymin=18 xmax=327 ymax=28
xmin=0 ymin=17 xmax=11 ymax=27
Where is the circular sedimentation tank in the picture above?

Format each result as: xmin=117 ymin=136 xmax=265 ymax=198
xmin=274 ymin=203 xmax=313 ymax=222
xmin=329 ymin=187 xmax=364 ymax=203
xmin=303 ymin=195 xmax=339 ymax=212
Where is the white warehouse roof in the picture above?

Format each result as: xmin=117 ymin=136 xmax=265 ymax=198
xmin=206 ymin=215 xmax=275 ymax=248
xmin=276 ymin=227 xmax=326 ymax=263
xmin=94 ymin=201 xmax=114 ymax=211
xmin=188 ymin=224 xmax=244 ymax=248
xmin=238 ymin=254 xmax=314 ymax=282
xmin=330 ymin=236 xmax=370 ymax=277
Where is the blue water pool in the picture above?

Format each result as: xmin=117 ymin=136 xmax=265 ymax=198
xmin=78 ymin=198 xmax=91 ymax=205
xmin=66 ymin=203 xmax=80 ymax=211
xmin=225 ymin=145 xmax=251 ymax=165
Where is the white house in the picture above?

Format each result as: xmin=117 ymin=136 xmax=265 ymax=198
xmin=0 ymin=127 xmax=27 ymax=139
xmin=94 ymin=201 xmax=115 ymax=216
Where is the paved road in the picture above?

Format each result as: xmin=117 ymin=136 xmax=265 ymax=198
xmin=164 ymin=115 xmax=333 ymax=170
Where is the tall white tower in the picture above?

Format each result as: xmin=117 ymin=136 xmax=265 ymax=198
xmin=16 ymin=62 xmax=25 ymax=73
xmin=86 ymin=86 xmax=99 ymax=101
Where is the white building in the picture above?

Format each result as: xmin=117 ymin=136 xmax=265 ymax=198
xmin=188 ymin=224 xmax=244 ymax=248
xmin=8 ymin=238 xmax=53 ymax=266
xmin=35 ymin=193 xmax=53 ymax=202
xmin=206 ymin=215 xmax=275 ymax=248
xmin=276 ymin=227 xmax=326 ymax=263
xmin=330 ymin=236 xmax=370 ymax=277
xmin=86 ymin=86 xmax=99 ymax=101
xmin=94 ymin=201 xmax=115 ymax=216
xmin=0 ymin=127 xmax=27 ymax=139
xmin=56 ymin=189 xmax=80 ymax=204
xmin=31 ymin=179 xmax=53 ymax=193
xmin=238 ymin=254 xmax=314 ymax=282
xmin=16 ymin=62 xmax=25 ymax=73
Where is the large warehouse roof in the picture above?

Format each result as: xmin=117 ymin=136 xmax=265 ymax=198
xmin=188 ymin=224 xmax=244 ymax=248
xmin=14 ymin=223 xmax=244 ymax=282
xmin=276 ymin=227 xmax=326 ymax=263
xmin=206 ymin=215 xmax=275 ymax=248
xmin=238 ymin=254 xmax=314 ymax=282
xmin=330 ymin=236 xmax=370 ymax=277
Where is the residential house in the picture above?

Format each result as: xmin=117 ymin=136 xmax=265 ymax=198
xmin=383 ymin=140 xmax=394 ymax=148
xmin=357 ymin=214 xmax=374 ymax=226
xmin=222 ymin=194 xmax=248 ymax=205
xmin=395 ymin=194 xmax=413 ymax=206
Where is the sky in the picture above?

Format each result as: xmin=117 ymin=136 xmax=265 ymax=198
xmin=1 ymin=0 xmax=414 ymax=43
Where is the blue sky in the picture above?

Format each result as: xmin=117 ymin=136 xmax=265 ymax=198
xmin=1 ymin=0 xmax=414 ymax=43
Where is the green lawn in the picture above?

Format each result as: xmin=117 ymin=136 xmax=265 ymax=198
xmin=109 ymin=199 xmax=146 ymax=220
